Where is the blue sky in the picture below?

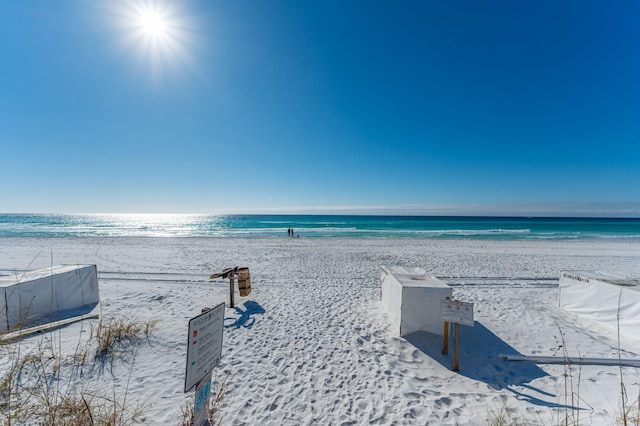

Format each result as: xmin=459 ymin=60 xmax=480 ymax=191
xmin=1 ymin=1 xmax=639 ymax=216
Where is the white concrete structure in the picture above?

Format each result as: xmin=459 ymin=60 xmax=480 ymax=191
xmin=559 ymin=270 xmax=640 ymax=345
xmin=381 ymin=265 xmax=452 ymax=336
xmin=0 ymin=265 xmax=99 ymax=331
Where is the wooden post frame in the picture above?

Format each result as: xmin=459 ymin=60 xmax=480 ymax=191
xmin=442 ymin=296 xmax=450 ymax=355
xmin=229 ymin=275 xmax=235 ymax=308
xmin=0 ymin=313 xmax=99 ymax=342
xmin=210 ymin=267 xmax=242 ymax=309
xmin=441 ymin=298 xmax=474 ymax=372
xmin=453 ymin=323 xmax=460 ymax=371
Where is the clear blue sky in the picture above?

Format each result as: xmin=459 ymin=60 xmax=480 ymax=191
xmin=1 ymin=1 xmax=639 ymax=216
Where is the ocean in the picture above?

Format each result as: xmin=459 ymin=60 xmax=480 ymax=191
xmin=1 ymin=214 xmax=639 ymax=240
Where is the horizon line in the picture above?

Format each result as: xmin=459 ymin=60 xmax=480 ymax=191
xmin=2 ymin=202 xmax=640 ymax=219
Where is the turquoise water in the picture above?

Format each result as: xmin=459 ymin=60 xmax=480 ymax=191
xmin=1 ymin=214 xmax=639 ymax=240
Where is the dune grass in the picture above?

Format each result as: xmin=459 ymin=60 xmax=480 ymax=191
xmin=91 ymin=316 xmax=158 ymax=361
xmin=0 ymin=315 xmax=157 ymax=425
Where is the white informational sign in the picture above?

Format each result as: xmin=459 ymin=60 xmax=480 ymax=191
xmin=185 ymin=303 xmax=225 ymax=392
xmin=441 ymin=300 xmax=474 ymax=327
xmin=194 ymin=371 xmax=212 ymax=426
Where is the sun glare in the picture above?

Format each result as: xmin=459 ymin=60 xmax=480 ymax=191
xmin=140 ymin=10 xmax=167 ymax=38
xmin=111 ymin=0 xmax=195 ymax=73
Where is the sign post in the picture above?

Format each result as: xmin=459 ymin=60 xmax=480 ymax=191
xmin=185 ymin=302 xmax=225 ymax=426
xmin=440 ymin=299 xmax=474 ymax=372
xmin=442 ymin=296 xmax=450 ymax=355
xmin=210 ymin=267 xmax=252 ymax=309
xmin=194 ymin=371 xmax=213 ymax=426
xmin=229 ymin=275 xmax=235 ymax=308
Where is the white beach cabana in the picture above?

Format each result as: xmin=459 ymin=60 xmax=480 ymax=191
xmin=0 ymin=264 xmax=100 ymax=332
xmin=381 ymin=265 xmax=452 ymax=336
xmin=559 ymin=270 xmax=640 ymax=345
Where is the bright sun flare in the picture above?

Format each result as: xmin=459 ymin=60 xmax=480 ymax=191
xmin=114 ymin=1 xmax=194 ymax=72
xmin=139 ymin=10 xmax=167 ymax=38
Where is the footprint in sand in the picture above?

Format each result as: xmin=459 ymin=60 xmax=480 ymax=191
xmin=403 ymin=391 xmax=422 ymax=401
xmin=434 ymin=397 xmax=452 ymax=407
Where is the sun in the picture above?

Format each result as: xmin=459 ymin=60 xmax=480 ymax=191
xmin=108 ymin=0 xmax=196 ymax=79
xmin=138 ymin=9 xmax=167 ymax=39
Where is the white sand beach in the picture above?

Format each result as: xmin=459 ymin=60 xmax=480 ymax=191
xmin=2 ymin=237 xmax=640 ymax=425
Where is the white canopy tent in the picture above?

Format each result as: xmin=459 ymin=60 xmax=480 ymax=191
xmin=0 ymin=265 xmax=100 ymax=332
xmin=559 ymin=270 xmax=640 ymax=346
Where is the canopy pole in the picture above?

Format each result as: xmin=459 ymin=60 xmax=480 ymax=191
xmin=500 ymin=354 xmax=640 ymax=367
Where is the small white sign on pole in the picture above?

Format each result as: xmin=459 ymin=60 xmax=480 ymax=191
xmin=441 ymin=300 xmax=474 ymax=327
xmin=185 ymin=303 xmax=225 ymax=393
xmin=194 ymin=371 xmax=212 ymax=426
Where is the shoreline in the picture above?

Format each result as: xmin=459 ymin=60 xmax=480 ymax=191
xmin=3 ymin=214 xmax=640 ymax=240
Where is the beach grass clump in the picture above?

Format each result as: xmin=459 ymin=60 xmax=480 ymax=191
xmin=10 ymin=388 xmax=151 ymax=426
xmin=50 ymin=392 xmax=150 ymax=426
xmin=618 ymin=386 xmax=640 ymax=426
xmin=486 ymin=395 xmax=528 ymax=426
xmin=91 ymin=316 xmax=158 ymax=360
xmin=1 ymin=337 xmax=63 ymax=423
xmin=0 ymin=315 xmax=158 ymax=425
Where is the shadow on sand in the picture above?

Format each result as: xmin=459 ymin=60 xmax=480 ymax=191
xmin=224 ymin=301 xmax=265 ymax=329
xmin=405 ymin=321 xmax=578 ymax=410
xmin=20 ymin=302 xmax=100 ymax=331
